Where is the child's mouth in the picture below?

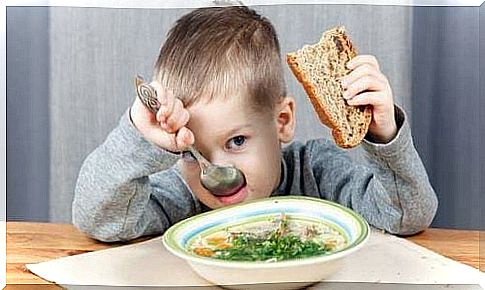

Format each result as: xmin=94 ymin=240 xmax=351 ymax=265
xmin=215 ymin=183 xmax=248 ymax=205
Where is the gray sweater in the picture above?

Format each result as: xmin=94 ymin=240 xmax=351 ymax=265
xmin=73 ymin=106 xmax=438 ymax=242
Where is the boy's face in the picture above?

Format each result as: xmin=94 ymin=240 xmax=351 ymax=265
xmin=179 ymin=94 xmax=295 ymax=209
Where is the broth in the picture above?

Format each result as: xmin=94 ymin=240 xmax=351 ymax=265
xmin=188 ymin=213 xmax=347 ymax=262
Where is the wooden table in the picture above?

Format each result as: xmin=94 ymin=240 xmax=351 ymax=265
xmin=6 ymin=222 xmax=485 ymax=288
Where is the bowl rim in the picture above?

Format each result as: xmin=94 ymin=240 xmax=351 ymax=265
xmin=162 ymin=196 xmax=370 ymax=269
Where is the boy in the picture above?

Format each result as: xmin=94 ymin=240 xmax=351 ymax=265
xmin=73 ymin=6 xmax=438 ymax=242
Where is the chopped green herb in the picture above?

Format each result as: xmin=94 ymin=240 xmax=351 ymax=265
xmin=213 ymin=231 xmax=331 ymax=262
xmin=190 ymin=214 xmax=343 ymax=262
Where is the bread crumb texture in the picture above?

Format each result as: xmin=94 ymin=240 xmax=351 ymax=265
xmin=287 ymin=26 xmax=372 ymax=148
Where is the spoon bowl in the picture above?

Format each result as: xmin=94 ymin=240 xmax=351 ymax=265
xmin=200 ymin=165 xmax=246 ymax=196
xmin=135 ymin=75 xmax=246 ymax=196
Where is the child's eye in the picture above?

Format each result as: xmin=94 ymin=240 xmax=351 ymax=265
xmin=181 ymin=151 xmax=196 ymax=162
xmin=226 ymin=135 xmax=246 ymax=150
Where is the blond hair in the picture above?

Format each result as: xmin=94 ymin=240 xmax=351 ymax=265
xmin=154 ymin=6 xmax=286 ymax=112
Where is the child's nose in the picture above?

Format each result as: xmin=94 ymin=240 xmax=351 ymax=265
xmin=208 ymin=153 xmax=235 ymax=168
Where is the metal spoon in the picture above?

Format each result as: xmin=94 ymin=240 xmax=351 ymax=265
xmin=134 ymin=76 xmax=246 ymax=196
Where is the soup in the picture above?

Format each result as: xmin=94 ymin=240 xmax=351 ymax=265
xmin=188 ymin=213 xmax=347 ymax=262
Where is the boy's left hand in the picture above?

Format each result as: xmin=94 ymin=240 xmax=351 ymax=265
xmin=340 ymin=55 xmax=398 ymax=143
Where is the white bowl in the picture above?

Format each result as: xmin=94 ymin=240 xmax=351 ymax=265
xmin=163 ymin=196 xmax=370 ymax=288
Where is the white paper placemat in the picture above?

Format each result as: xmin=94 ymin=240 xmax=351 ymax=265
xmin=26 ymin=229 xmax=485 ymax=288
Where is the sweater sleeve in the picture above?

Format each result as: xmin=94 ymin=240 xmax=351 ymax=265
xmin=308 ymin=106 xmax=438 ymax=235
xmin=72 ymin=109 xmax=198 ymax=242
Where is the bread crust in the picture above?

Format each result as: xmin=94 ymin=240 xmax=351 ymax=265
xmin=286 ymin=26 xmax=372 ymax=148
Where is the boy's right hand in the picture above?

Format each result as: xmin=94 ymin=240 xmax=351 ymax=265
xmin=130 ymin=82 xmax=195 ymax=153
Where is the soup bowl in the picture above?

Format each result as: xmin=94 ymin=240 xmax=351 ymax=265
xmin=162 ymin=196 xmax=369 ymax=288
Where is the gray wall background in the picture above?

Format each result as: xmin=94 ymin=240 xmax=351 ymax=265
xmin=6 ymin=4 xmax=483 ymax=229
xmin=480 ymin=0 xmax=485 ymax=265
xmin=411 ymin=7 xmax=482 ymax=229
xmin=7 ymin=7 xmax=50 ymax=221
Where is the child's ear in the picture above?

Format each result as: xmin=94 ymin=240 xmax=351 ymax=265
xmin=275 ymin=96 xmax=296 ymax=143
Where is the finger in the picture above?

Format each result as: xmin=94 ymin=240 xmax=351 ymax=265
xmin=150 ymin=81 xmax=176 ymax=118
xmin=162 ymin=99 xmax=186 ymax=133
xmin=166 ymin=109 xmax=190 ymax=135
xmin=178 ymin=108 xmax=191 ymax=127
xmin=342 ymin=75 xmax=387 ymax=100
xmin=347 ymin=55 xmax=380 ymax=71
xmin=157 ymin=92 xmax=178 ymax=124
xmin=340 ymin=64 xmax=383 ymax=89
xmin=150 ymin=81 xmax=169 ymax=106
xmin=347 ymin=92 xmax=385 ymax=107
xmin=153 ymin=128 xmax=177 ymax=150
xmin=150 ymin=82 xmax=170 ymax=122
xmin=175 ymin=127 xmax=195 ymax=150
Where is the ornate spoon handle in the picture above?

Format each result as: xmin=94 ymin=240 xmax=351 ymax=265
xmin=135 ymin=75 xmax=160 ymax=114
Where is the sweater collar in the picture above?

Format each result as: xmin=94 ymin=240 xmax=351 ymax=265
xmin=272 ymin=157 xmax=288 ymax=196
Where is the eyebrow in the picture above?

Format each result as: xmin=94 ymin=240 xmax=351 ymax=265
xmin=215 ymin=123 xmax=253 ymax=140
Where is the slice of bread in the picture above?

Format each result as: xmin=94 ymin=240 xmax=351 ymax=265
xmin=287 ymin=26 xmax=372 ymax=148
